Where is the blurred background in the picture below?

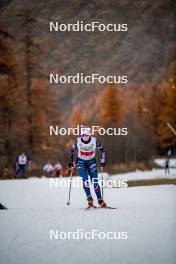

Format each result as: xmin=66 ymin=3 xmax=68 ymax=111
xmin=0 ymin=0 xmax=175 ymax=178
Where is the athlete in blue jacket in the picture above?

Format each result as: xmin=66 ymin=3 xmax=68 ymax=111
xmin=68 ymin=127 xmax=107 ymax=208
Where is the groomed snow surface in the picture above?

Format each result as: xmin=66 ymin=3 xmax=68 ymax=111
xmin=0 ymin=171 xmax=176 ymax=264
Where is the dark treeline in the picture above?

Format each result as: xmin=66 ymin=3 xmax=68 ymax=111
xmin=0 ymin=15 xmax=62 ymax=174
xmin=0 ymin=11 xmax=176 ymax=177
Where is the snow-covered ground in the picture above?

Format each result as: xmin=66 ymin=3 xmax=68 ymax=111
xmin=0 ymin=176 xmax=176 ymax=264
xmin=109 ymin=168 xmax=176 ymax=183
xmin=154 ymin=158 xmax=176 ymax=168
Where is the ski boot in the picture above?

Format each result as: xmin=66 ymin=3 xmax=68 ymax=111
xmin=86 ymin=197 xmax=96 ymax=209
xmin=98 ymin=198 xmax=107 ymax=208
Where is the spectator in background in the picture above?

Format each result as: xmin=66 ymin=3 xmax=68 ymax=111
xmin=16 ymin=152 xmax=31 ymax=178
xmin=43 ymin=161 xmax=54 ymax=177
xmin=165 ymin=158 xmax=170 ymax=176
xmin=53 ymin=161 xmax=63 ymax=177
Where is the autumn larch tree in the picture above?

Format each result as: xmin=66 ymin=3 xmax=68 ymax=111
xmin=98 ymin=83 xmax=122 ymax=165
xmin=159 ymin=65 xmax=176 ymax=150
xmin=99 ymin=83 xmax=122 ymax=126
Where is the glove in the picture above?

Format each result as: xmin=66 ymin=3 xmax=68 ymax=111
xmin=68 ymin=161 xmax=74 ymax=168
xmin=100 ymin=162 xmax=105 ymax=168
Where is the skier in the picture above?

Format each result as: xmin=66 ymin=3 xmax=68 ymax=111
xmin=16 ymin=152 xmax=31 ymax=178
xmin=53 ymin=161 xmax=63 ymax=177
xmin=43 ymin=161 xmax=54 ymax=177
xmin=165 ymin=158 xmax=170 ymax=176
xmin=68 ymin=127 xmax=107 ymax=208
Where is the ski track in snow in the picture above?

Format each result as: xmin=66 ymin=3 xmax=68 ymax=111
xmin=0 ymin=176 xmax=176 ymax=264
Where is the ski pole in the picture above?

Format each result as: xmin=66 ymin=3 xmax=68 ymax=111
xmin=101 ymin=167 xmax=104 ymax=199
xmin=67 ymin=168 xmax=73 ymax=205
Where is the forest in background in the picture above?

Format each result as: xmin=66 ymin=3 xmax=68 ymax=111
xmin=0 ymin=0 xmax=176 ymax=177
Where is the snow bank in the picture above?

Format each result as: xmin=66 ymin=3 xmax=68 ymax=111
xmin=110 ymin=168 xmax=176 ymax=183
xmin=154 ymin=159 xmax=176 ymax=168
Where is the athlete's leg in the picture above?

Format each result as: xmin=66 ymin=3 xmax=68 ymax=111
xmin=87 ymin=159 xmax=102 ymax=200
xmin=21 ymin=165 xmax=26 ymax=178
xmin=17 ymin=165 xmax=24 ymax=178
xmin=167 ymin=167 xmax=170 ymax=175
xmin=76 ymin=158 xmax=91 ymax=198
xmin=165 ymin=165 xmax=169 ymax=175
